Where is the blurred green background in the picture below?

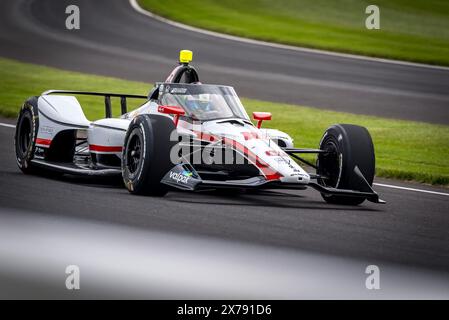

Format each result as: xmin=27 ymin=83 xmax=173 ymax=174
xmin=139 ymin=0 xmax=449 ymax=65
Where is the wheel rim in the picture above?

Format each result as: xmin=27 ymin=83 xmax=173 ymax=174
xmin=18 ymin=116 xmax=32 ymax=156
xmin=126 ymin=133 xmax=142 ymax=174
xmin=318 ymin=139 xmax=341 ymax=188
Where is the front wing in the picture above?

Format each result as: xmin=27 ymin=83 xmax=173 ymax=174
xmin=161 ymin=163 xmax=386 ymax=204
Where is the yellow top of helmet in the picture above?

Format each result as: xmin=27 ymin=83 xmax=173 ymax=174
xmin=179 ymin=50 xmax=193 ymax=64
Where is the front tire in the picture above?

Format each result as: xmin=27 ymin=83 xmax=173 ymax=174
xmin=122 ymin=114 xmax=177 ymax=196
xmin=316 ymin=124 xmax=375 ymax=205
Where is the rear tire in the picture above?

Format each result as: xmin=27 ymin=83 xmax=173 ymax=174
xmin=122 ymin=114 xmax=177 ymax=196
xmin=14 ymin=98 xmax=39 ymax=174
xmin=316 ymin=124 xmax=375 ymax=205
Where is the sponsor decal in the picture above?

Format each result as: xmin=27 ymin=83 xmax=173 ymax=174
xmin=265 ymin=149 xmax=283 ymax=156
xmin=169 ymin=170 xmax=192 ymax=184
xmin=182 ymin=170 xmax=193 ymax=177
xmin=338 ymin=133 xmax=343 ymax=142
xmin=274 ymin=157 xmax=288 ymax=163
xmin=274 ymin=157 xmax=301 ymax=172
xmin=170 ymin=88 xmax=187 ymax=94
xmin=290 ymin=173 xmax=304 ymax=177
xmin=40 ymin=126 xmax=54 ymax=134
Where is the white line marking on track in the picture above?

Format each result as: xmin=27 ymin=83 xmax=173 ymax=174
xmin=373 ymin=183 xmax=449 ymax=197
xmin=0 ymin=122 xmax=15 ymax=128
xmin=1 ymin=121 xmax=447 ymax=197
xmin=129 ymin=0 xmax=449 ymax=71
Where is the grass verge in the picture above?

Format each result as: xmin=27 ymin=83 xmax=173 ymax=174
xmin=1 ymin=57 xmax=448 ymax=185
xmin=138 ymin=0 xmax=449 ymax=66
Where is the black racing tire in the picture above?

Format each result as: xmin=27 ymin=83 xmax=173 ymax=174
xmin=14 ymin=98 xmax=39 ymax=174
xmin=122 ymin=114 xmax=178 ymax=196
xmin=316 ymin=124 xmax=375 ymax=205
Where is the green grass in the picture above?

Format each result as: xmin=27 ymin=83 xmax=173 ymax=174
xmin=139 ymin=0 xmax=449 ymax=66
xmin=1 ymin=57 xmax=448 ymax=185
xmin=0 ymin=60 xmax=148 ymax=120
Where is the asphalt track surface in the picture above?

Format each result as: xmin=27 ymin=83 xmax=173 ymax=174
xmin=0 ymin=0 xmax=449 ymax=124
xmin=0 ymin=0 xmax=449 ymax=297
xmin=0 ymin=123 xmax=449 ymax=276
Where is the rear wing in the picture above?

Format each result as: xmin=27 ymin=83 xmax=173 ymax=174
xmin=42 ymin=90 xmax=148 ymax=118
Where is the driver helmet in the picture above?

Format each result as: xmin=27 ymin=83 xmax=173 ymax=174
xmin=186 ymin=94 xmax=211 ymax=111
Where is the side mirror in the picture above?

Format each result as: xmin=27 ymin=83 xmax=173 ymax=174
xmin=158 ymin=105 xmax=185 ymax=127
xmin=252 ymin=112 xmax=272 ymax=129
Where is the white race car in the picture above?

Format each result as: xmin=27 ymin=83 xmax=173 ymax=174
xmin=14 ymin=50 xmax=384 ymax=205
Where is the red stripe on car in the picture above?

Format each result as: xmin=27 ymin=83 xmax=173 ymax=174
xmin=221 ymin=137 xmax=283 ymax=181
xmin=89 ymin=145 xmax=123 ymax=152
xmin=36 ymin=138 xmax=52 ymax=146
xmin=194 ymin=131 xmax=282 ymax=181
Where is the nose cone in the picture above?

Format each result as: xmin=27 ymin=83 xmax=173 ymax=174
xmin=267 ymin=154 xmax=310 ymax=184
xmin=280 ymin=172 xmax=310 ymax=184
